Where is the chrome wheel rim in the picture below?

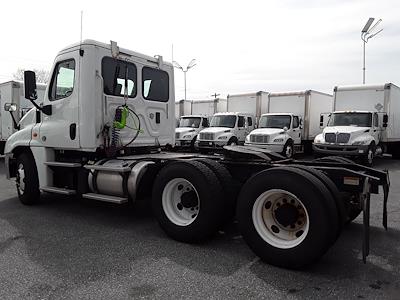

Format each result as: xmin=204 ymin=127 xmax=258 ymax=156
xmin=285 ymin=145 xmax=293 ymax=158
xmin=252 ymin=189 xmax=309 ymax=249
xmin=162 ymin=178 xmax=200 ymax=226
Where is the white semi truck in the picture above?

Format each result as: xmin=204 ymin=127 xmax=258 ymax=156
xmin=0 ymin=80 xmax=46 ymax=154
xmin=3 ymin=40 xmax=390 ymax=269
xmin=196 ymin=92 xmax=266 ymax=152
xmin=245 ymin=91 xmax=333 ymax=158
xmin=313 ymin=83 xmax=400 ymax=165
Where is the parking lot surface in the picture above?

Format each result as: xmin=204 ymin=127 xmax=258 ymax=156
xmin=0 ymin=157 xmax=399 ymax=299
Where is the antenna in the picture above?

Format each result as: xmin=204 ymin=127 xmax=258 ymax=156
xmin=80 ymin=11 xmax=83 ymax=43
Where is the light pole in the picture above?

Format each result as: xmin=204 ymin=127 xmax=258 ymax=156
xmin=361 ymin=18 xmax=383 ymax=84
xmin=173 ymin=59 xmax=197 ymax=101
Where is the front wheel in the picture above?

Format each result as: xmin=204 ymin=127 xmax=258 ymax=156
xmin=282 ymin=141 xmax=294 ymax=159
xmin=363 ymin=144 xmax=375 ymax=166
xmin=15 ymin=152 xmax=40 ymax=205
xmin=227 ymin=137 xmax=238 ymax=146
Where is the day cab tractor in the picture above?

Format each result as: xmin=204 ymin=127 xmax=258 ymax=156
xmin=3 ymin=40 xmax=390 ymax=269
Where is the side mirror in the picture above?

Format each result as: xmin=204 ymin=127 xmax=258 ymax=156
xmin=24 ymin=70 xmax=38 ymax=101
xmin=4 ymin=103 xmax=17 ymax=112
xmin=319 ymin=115 xmax=324 ymax=128
xmin=383 ymin=114 xmax=388 ymax=128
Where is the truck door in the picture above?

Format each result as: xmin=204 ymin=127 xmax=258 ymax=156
xmin=237 ymin=115 xmax=246 ymax=141
xmin=372 ymin=113 xmax=381 ymax=142
xmin=38 ymin=54 xmax=80 ymax=149
xmin=290 ymin=116 xmax=302 ymax=145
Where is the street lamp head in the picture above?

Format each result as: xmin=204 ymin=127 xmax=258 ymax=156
xmin=362 ymin=18 xmax=375 ymax=33
xmin=187 ymin=59 xmax=197 ymax=70
xmin=172 ymin=61 xmax=183 ymax=70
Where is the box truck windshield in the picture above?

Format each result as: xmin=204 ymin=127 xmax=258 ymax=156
xmin=210 ymin=115 xmax=236 ymax=128
xmin=259 ymin=115 xmax=291 ymax=129
xmin=179 ymin=117 xmax=201 ymax=128
xmin=328 ymin=112 xmax=372 ymax=127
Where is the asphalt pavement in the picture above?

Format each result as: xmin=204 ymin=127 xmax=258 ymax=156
xmin=0 ymin=157 xmax=399 ymax=299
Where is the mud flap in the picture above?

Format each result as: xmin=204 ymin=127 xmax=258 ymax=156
xmin=382 ymin=170 xmax=390 ymax=230
xmin=362 ymin=192 xmax=370 ymax=263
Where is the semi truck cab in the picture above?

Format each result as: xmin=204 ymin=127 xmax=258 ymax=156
xmin=313 ymin=111 xmax=387 ymax=165
xmin=197 ymin=112 xmax=255 ymax=151
xmin=245 ymin=113 xmax=302 ymax=158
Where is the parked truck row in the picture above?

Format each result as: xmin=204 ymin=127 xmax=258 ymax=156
xmin=2 ymin=40 xmax=390 ymax=269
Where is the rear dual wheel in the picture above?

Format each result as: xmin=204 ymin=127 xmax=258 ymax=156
xmin=152 ymin=160 xmax=228 ymax=243
xmin=236 ymin=167 xmax=340 ymax=269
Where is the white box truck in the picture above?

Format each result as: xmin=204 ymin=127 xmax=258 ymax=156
xmin=191 ymin=98 xmax=227 ymax=116
xmin=174 ymin=99 xmax=192 ymax=123
xmin=245 ymin=90 xmax=333 ymax=158
xmin=2 ymin=40 xmax=390 ymax=269
xmin=226 ymin=91 xmax=269 ymax=117
xmin=0 ymin=80 xmax=46 ymax=154
xmin=313 ymin=83 xmax=400 ymax=165
xmin=175 ymin=115 xmax=210 ymax=150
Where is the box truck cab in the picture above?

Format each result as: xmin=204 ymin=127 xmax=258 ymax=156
xmin=175 ymin=114 xmax=209 ymax=150
xmin=313 ymin=83 xmax=400 ymax=165
xmin=197 ymin=112 xmax=255 ymax=151
xmin=245 ymin=113 xmax=301 ymax=158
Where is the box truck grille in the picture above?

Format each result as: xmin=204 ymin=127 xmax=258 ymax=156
xmin=200 ymin=132 xmax=214 ymax=140
xmin=250 ymin=135 xmax=269 ymax=143
xmin=325 ymin=133 xmax=350 ymax=143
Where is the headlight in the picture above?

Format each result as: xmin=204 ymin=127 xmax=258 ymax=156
xmin=352 ymin=140 xmax=367 ymax=145
xmin=314 ymin=135 xmax=324 ymax=144
xmin=182 ymin=134 xmax=193 ymax=139
xmin=218 ymin=136 xmax=228 ymax=140
xmin=273 ymin=138 xmax=284 ymax=143
xmin=245 ymin=135 xmax=250 ymax=142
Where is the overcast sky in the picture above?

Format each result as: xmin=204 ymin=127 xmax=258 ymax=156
xmin=0 ymin=0 xmax=399 ymax=100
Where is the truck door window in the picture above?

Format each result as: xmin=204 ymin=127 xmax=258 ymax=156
xmin=293 ymin=116 xmax=299 ymax=128
xmin=49 ymin=59 xmax=75 ymax=101
xmin=238 ymin=116 xmax=245 ymax=128
xmin=247 ymin=117 xmax=253 ymax=127
xmin=202 ymin=118 xmax=209 ymax=127
xmin=102 ymin=57 xmax=137 ymax=98
xmin=142 ymin=67 xmax=169 ymax=102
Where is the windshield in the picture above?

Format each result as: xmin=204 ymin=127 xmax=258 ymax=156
xmin=259 ymin=115 xmax=291 ymax=129
xmin=178 ymin=117 xmax=201 ymax=128
xmin=328 ymin=112 xmax=372 ymax=127
xmin=210 ymin=115 xmax=237 ymax=128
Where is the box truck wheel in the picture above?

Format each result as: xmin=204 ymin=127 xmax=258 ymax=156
xmin=363 ymin=143 xmax=375 ymax=167
xmin=282 ymin=140 xmax=294 ymax=159
xmin=236 ymin=167 xmax=338 ymax=269
xmin=227 ymin=137 xmax=238 ymax=146
xmin=152 ymin=160 xmax=224 ymax=243
xmin=196 ymin=158 xmax=239 ymax=223
xmin=15 ymin=152 xmax=40 ymax=205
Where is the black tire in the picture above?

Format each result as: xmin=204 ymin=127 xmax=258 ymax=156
xmin=282 ymin=140 xmax=294 ymax=159
xmin=363 ymin=143 xmax=375 ymax=167
xmin=195 ymin=158 xmax=239 ymax=223
xmin=190 ymin=136 xmax=197 ymax=152
xmin=152 ymin=160 xmax=224 ymax=243
xmin=227 ymin=137 xmax=238 ymax=146
xmin=290 ymin=165 xmax=347 ymax=240
xmin=15 ymin=152 xmax=40 ymax=205
xmin=236 ymin=167 xmax=339 ymax=269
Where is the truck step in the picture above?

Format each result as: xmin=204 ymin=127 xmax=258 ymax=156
xmin=82 ymin=193 xmax=128 ymax=204
xmin=44 ymin=161 xmax=82 ymax=168
xmin=84 ymin=165 xmax=131 ymax=172
xmin=41 ymin=186 xmax=76 ymax=195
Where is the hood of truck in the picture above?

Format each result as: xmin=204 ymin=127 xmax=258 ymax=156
xmin=323 ymin=126 xmax=370 ymax=135
xmin=249 ymin=128 xmax=285 ymax=136
xmin=201 ymin=127 xmax=232 ymax=134
xmin=175 ymin=127 xmax=198 ymax=134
